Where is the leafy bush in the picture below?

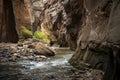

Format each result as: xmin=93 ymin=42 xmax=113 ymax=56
xmin=19 ymin=26 xmax=33 ymax=42
xmin=33 ymin=31 xmax=50 ymax=44
xmin=21 ymin=26 xmax=32 ymax=39
xmin=20 ymin=26 xmax=50 ymax=43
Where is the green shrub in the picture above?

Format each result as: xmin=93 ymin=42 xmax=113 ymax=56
xmin=20 ymin=26 xmax=50 ymax=43
xmin=21 ymin=26 xmax=32 ymax=39
xmin=33 ymin=31 xmax=50 ymax=44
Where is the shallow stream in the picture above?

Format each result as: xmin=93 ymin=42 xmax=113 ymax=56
xmin=0 ymin=48 xmax=81 ymax=80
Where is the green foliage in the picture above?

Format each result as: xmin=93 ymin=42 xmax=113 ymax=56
xmin=19 ymin=26 xmax=50 ymax=43
xmin=21 ymin=26 xmax=32 ymax=39
xmin=33 ymin=31 xmax=46 ymax=39
xmin=33 ymin=31 xmax=50 ymax=44
xmin=19 ymin=26 xmax=33 ymax=41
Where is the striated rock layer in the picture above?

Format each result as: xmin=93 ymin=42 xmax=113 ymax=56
xmin=69 ymin=0 xmax=120 ymax=80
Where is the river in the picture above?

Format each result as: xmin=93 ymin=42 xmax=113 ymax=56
xmin=0 ymin=47 xmax=102 ymax=80
xmin=0 ymin=48 xmax=78 ymax=80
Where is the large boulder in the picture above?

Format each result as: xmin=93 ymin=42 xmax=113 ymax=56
xmin=33 ymin=43 xmax=55 ymax=56
xmin=24 ymin=38 xmax=55 ymax=57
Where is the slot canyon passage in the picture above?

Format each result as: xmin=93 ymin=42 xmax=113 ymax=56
xmin=0 ymin=0 xmax=120 ymax=80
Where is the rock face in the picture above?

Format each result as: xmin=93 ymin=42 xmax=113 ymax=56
xmin=30 ymin=0 xmax=83 ymax=48
xmin=12 ymin=0 xmax=32 ymax=36
xmin=0 ymin=0 xmax=18 ymax=42
xmin=68 ymin=0 xmax=120 ymax=80
xmin=70 ymin=0 xmax=112 ymax=69
xmin=0 ymin=0 xmax=32 ymax=42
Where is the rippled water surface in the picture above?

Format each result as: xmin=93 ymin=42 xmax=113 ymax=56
xmin=0 ymin=48 xmax=78 ymax=80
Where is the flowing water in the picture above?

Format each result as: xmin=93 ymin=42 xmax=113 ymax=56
xmin=0 ymin=48 xmax=82 ymax=80
xmin=0 ymin=47 xmax=103 ymax=80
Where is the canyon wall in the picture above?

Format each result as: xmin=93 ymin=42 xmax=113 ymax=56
xmin=12 ymin=0 xmax=32 ymax=36
xmin=0 ymin=0 xmax=18 ymax=42
xmin=31 ymin=0 xmax=84 ymax=48
xmin=69 ymin=0 xmax=120 ymax=80
xmin=0 ymin=0 xmax=32 ymax=42
xmin=70 ymin=0 xmax=112 ymax=69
